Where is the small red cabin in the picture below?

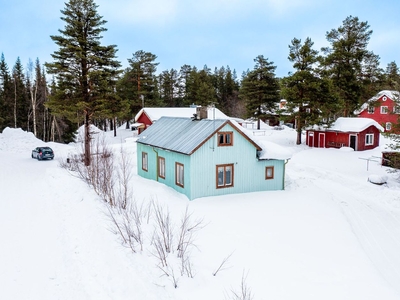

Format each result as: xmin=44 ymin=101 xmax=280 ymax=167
xmin=306 ymin=117 xmax=384 ymax=151
xmin=133 ymin=107 xmax=234 ymax=134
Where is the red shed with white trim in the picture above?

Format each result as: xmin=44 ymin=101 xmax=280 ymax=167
xmin=306 ymin=117 xmax=384 ymax=151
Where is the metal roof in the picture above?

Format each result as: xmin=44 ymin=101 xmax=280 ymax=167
xmin=137 ymin=117 xmax=261 ymax=155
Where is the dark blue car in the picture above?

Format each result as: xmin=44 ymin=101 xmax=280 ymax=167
xmin=31 ymin=147 xmax=54 ymax=160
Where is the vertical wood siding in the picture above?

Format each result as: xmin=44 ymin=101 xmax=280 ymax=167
xmin=137 ymin=143 xmax=192 ymax=199
xmin=137 ymin=122 xmax=285 ymax=200
xmin=190 ymin=123 xmax=284 ymax=199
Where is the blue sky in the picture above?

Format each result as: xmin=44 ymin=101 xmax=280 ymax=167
xmin=0 ymin=0 xmax=399 ymax=78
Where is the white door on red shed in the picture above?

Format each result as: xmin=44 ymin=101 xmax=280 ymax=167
xmin=318 ymin=133 xmax=325 ymax=148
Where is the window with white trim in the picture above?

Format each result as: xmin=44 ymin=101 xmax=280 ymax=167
xmin=142 ymin=152 xmax=148 ymax=171
xmin=365 ymin=134 xmax=374 ymax=145
xmin=175 ymin=162 xmax=184 ymax=187
xmin=386 ymin=122 xmax=392 ymax=131
xmin=216 ymin=164 xmax=234 ymax=188
xmin=394 ymin=106 xmax=400 ymax=114
xmin=381 ymin=106 xmax=388 ymax=114
xmin=367 ymin=106 xmax=375 ymax=114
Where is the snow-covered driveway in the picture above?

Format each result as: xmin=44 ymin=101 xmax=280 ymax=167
xmin=0 ymin=147 xmax=168 ymax=300
xmin=288 ymin=148 xmax=400 ymax=294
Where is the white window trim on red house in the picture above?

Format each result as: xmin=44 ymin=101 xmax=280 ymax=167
xmin=365 ymin=134 xmax=374 ymax=145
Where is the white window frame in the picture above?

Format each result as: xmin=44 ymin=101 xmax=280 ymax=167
xmin=386 ymin=122 xmax=392 ymax=131
xmin=381 ymin=106 xmax=388 ymax=114
xmin=365 ymin=134 xmax=374 ymax=146
xmin=394 ymin=106 xmax=400 ymax=114
xmin=367 ymin=106 xmax=375 ymax=114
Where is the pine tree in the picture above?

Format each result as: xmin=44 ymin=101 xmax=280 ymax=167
xmin=281 ymin=37 xmax=336 ymax=145
xmin=211 ymin=66 xmax=241 ymax=117
xmin=196 ymin=65 xmax=216 ymax=107
xmin=239 ymin=55 xmax=280 ymax=129
xmin=158 ymin=69 xmax=180 ymax=107
xmin=46 ymin=0 xmax=121 ymax=166
xmin=321 ymin=15 xmax=376 ymax=117
xmin=127 ymin=50 xmax=160 ymax=107
xmin=12 ymin=57 xmax=29 ymax=130
xmin=358 ymin=51 xmax=384 ymax=102
xmin=225 ymin=67 xmax=242 ymax=117
xmin=36 ymin=64 xmax=50 ymax=141
xmin=26 ymin=58 xmax=45 ymax=137
xmin=383 ymin=61 xmax=400 ymax=91
xmin=179 ymin=64 xmax=194 ymax=106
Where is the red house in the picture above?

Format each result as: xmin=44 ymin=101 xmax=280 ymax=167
xmin=306 ymin=117 xmax=384 ymax=151
xmin=133 ymin=107 xmax=234 ymax=134
xmin=355 ymin=90 xmax=400 ymax=132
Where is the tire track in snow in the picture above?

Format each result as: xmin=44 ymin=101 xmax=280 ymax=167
xmin=287 ymin=162 xmax=400 ymax=294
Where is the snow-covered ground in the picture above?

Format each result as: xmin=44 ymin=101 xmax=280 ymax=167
xmin=1 ymin=123 xmax=400 ymax=300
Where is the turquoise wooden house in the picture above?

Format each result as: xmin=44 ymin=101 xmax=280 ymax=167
xmin=136 ymin=116 xmax=290 ymax=200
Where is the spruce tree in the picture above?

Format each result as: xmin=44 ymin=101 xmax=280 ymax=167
xmin=0 ymin=53 xmax=12 ymax=130
xmin=46 ymin=0 xmax=121 ymax=166
xmin=239 ymin=55 xmax=280 ymax=129
xmin=224 ymin=67 xmax=242 ymax=117
xmin=196 ymin=65 xmax=216 ymax=107
xmin=12 ymin=58 xmax=28 ymax=130
xmin=179 ymin=64 xmax=193 ymax=106
xmin=211 ymin=66 xmax=241 ymax=116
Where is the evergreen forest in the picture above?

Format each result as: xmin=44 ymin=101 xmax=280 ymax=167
xmin=1 ymin=0 xmax=400 ymax=147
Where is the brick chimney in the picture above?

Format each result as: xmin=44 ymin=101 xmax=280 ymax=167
xmin=196 ymin=106 xmax=208 ymax=120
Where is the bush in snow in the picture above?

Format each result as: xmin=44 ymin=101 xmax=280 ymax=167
xmin=225 ymin=271 xmax=254 ymax=300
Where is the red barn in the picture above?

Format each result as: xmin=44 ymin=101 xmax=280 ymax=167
xmin=306 ymin=117 xmax=384 ymax=151
xmin=355 ymin=90 xmax=400 ymax=132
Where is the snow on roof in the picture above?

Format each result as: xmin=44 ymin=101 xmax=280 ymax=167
xmin=135 ymin=107 xmax=230 ymax=122
xmin=354 ymin=90 xmax=399 ymax=114
xmin=256 ymin=140 xmax=292 ymax=160
xmin=228 ymin=120 xmax=292 ymax=160
xmin=328 ymin=117 xmax=384 ymax=132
